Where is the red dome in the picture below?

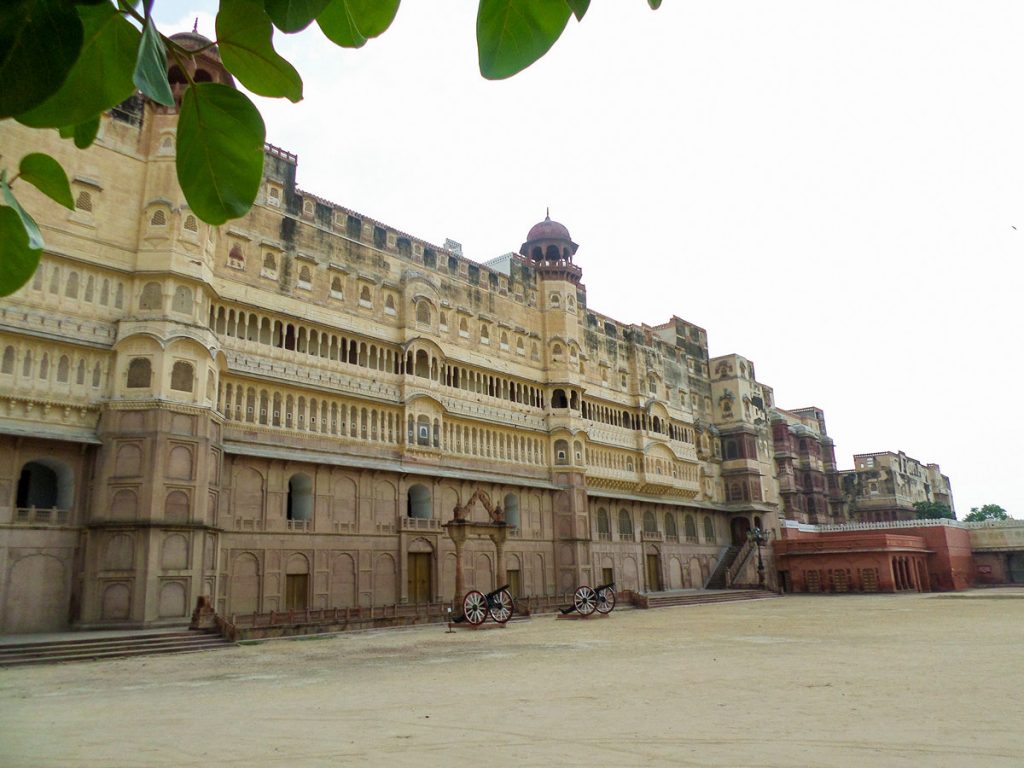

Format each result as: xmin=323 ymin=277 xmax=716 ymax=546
xmin=526 ymin=214 xmax=571 ymax=243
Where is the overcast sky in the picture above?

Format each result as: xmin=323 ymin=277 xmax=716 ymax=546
xmin=158 ymin=1 xmax=1023 ymax=518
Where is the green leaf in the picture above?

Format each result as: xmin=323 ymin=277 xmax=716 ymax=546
xmin=0 ymin=206 xmax=42 ymax=297
xmin=264 ymin=0 xmax=330 ymax=33
xmin=16 ymin=2 xmax=141 ymax=128
xmin=74 ymin=117 xmax=101 ymax=149
xmin=317 ymin=0 xmax=400 ymax=48
xmin=19 ymin=153 xmax=75 ymax=210
xmin=176 ymin=83 xmax=266 ymax=225
xmin=217 ymin=0 xmax=303 ymax=102
xmin=477 ymin=0 xmax=571 ymax=80
xmin=648 ymin=0 xmax=662 ymax=8
xmin=59 ymin=117 xmax=101 ymax=148
xmin=0 ymin=0 xmax=84 ymax=119
xmin=1 ymin=173 xmax=44 ymax=250
xmin=134 ymin=17 xmax=174 ymax=107
xmin=566 ymin=0 xmax=589 ymax=22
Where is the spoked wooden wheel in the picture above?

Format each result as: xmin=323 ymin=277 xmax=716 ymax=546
xmin=463 ymin=590 xmax=488 ymax=625
xmin=573 ymin=585 xmax=597 ymax=616
xmin=488 ymin=589 xmax=515 ymax=624
xmin=595 ymin=586 xmax=616 ymax=614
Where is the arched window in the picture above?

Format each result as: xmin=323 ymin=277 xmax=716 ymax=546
xmin=228 ymin=244 xmax=245 ymax=269
xmin=643 ymin=510 xmax=657 ymax=533
xmin=57 ymin=355 xmax=70 ymax=383
xmin=416 ymin=302 xmax=430 ymax=325
xmin=170 ymin=361 xmax=194 ymax=392
xmin=75 ymin=189 xmax=93 ymax=212
xmin=618 ymin=509 xmax=633 ymax=537
xmin=1 ymin=346 xmax=14 ymax=374
xmin=287 ymin=473 xmax=313 ymax=521
xmin=384 ymin=294 xmax=396 ymax=315
xmin=552 ymin=343 xmax=563 ymax=360
xmin=330 ymin=276 xmax=344 ymax=298
xmin=150 ymin=209 xmax=166 ymax=226
xmin=414 ymin=350 xmax=430 ymax=378
xmin=551 ymin=389 xmax=568 ymax=409
xmin=500 ymin=332 xmax=509 ymax=351
xmin=684 ymin=514 xmax=698 ymax=542
xmin=531 ymin=342 xmax=539 ymax=361
xmin=407 ymin=484 xmax=431 ymax=519
xmin=184 ymin=214 xmax=198 ymax=232
xmin=171 ymin=285 xmax=192 ymax=314
xmin=359 ymin=285 xmax=372 ymax=307
xmin=480 ymin=324 xmax=490 ymax=344
xmin=549 ymin=293 xmax=560 ymax=308
xmin=65 ymin=272 xmax=79 ymax=298
xmin=503 ymin=493 xmax=520 ymax=528
xmin=139 ymin=282 xmax=162 ymax=310
xmin=416 ymin=414 xmax=430 ymax=446
xmin=516 ymin=337 xmax=524 ymax=356
xmin=459 ymin=318 xmax=469 ymax=338
xmin=297 ymin=265 xmax=312 ymax=290
xmin=126 ymin=358 xmax=151 ymax=388
xmin=16 ymin=460 xmax=74 ymax=511
xmin=665 ymin=513 xmax=678 ymax=540
xmin=554 ymin=439 xmax=569 ymax=465
xmin=597 ymin=508 xmax=610 ymax=536
xmin=703 ymin=516 xmax=716 ymax=543
xmin=262 ymin=252 xmax=277 ymax=278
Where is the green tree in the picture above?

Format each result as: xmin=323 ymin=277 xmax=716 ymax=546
xmin=963 ymin=504 xmax=1009 ymax=522
xmin=913 ymin=501 xmax=955 ymax=521
xmin=0 ymin=0 xmax=662 ymax=297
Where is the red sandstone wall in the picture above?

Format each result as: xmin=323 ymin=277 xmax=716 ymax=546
xmin=912 ymin=526 xmax=973 ymax=591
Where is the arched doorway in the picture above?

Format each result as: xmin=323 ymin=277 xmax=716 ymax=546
xmin=645 ymin=546 xmax=662 ymax=592
xmin=407 ymin=538 xmax=433 ymax=603
xmin=285 ymin=554 xmax=309 ymax=609
xmin=731 ymin=517 xmax=751 ymax=546
xmin=287 ymin=473 xmax=313 ymax=522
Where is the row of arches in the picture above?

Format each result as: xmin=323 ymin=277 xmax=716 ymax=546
xmin=220 ymin=382 xmax=404 ymax=445
xmin=596 ymin=507 xmax=717 ymax=544
xmin=443 ymin=421 xmax=546 ymax=466
xmin=27 ymin=260 xmax=125 ymax=311
xmin=1 ymin=345 xmax=105 ymax=389
xmin=125 ymin=358 xmax=199 ymax=393
xmin=581 ymin=399 xmax=694 ymax=443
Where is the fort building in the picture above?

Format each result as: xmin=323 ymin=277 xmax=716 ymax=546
xmin=0 ymin=37 xmax=1017 ymax=634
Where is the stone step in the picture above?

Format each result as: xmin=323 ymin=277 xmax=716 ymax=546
xmin=0 ymin=631 xmax=202 ymax=654
xmin=0 ymin=632 xmax=233 ymax=667
xmin=638 ymin=590 xmax=779 ymax=609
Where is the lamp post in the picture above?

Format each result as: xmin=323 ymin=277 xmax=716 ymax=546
xmin=747 ymin=527 xmax=769 ymax=588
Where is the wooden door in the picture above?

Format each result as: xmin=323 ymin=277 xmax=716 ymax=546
xmin=506 ymin=569 xmax=521 ymax=598
xmin=645 ymin=555 xmax=662 ymax=592
xmin=601 ymin=567 xmax=614 ymax=587
xmin=407 ymin=553 xmax=432 ymax=604
xmin=285 ymin=573 xmax=308 ymax=610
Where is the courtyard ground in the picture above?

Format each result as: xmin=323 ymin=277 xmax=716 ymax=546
xmin=1 ymin=590 xmax=1022 ymax=767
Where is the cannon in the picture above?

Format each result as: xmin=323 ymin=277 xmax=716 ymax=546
xmin=455 ymin=584 xmax=514 ymax=626
xmin=560 ymin=582 xmax=616 ymax=617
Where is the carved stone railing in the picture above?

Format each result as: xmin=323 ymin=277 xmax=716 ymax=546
xmin=13 ymin=507 xmax=71 ymax=525
xmin=400 ymin=517 xmax=441 ymax=531
xmin=641 ymin=530 xmax=664 ymax=542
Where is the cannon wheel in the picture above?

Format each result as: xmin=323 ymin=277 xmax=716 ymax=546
xmin=488 ymin=589 xmax=514 ymax=624
xmin=463 ymin=590 xmax=488 ymax=626
xmin=573 ymin=586 xmax=597 ymax=616
xmin=595 ymin=586 xmax=616 ymax=614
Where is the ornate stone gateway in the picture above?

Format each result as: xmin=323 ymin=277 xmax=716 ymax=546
xmin=443 ymin=490 xmax=509 ymax=606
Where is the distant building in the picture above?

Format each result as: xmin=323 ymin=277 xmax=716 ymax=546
xmin=838 ymin=451 xmax=954 ymax=522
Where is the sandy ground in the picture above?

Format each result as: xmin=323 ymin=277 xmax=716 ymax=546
xmin=1 ymin=591 xmax=1022 ymax=768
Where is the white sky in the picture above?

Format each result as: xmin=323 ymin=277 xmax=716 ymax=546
xmin=158 ymin=1 xmax=1023 ymax=518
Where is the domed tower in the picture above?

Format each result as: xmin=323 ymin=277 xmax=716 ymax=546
xmin=164 ymin=32 xmax=235 ymax=108
xmin=520 ymin=212 xmax=582 ymax=284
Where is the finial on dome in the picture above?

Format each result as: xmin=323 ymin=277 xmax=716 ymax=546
xmin=192 ymin=17 xmax=199 ymax=33
xmin=545 ymin=207 xmax=550 ymax=221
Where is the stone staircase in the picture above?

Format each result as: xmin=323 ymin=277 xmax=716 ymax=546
xmin=0 ymin=629 xmax=235 ymax=668
xmin=632 ymin=589 xmax=779 ymax=609
xmin=705 ymin=545 xmax=741 ymax=589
